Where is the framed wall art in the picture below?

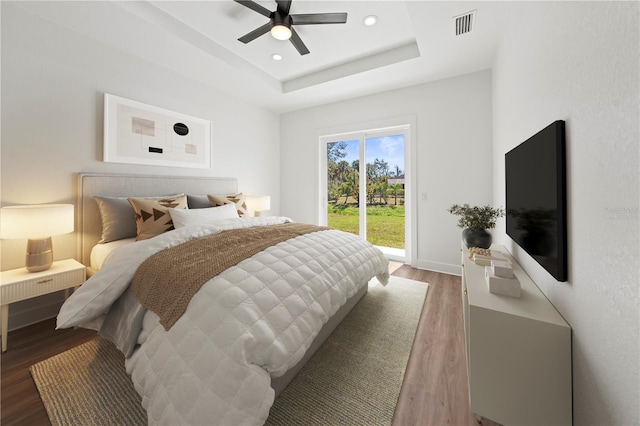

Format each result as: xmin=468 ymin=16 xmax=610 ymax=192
xmin=103 ymin=93 xmax=211 ymax=169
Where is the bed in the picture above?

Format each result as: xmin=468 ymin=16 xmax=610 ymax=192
xmin=57 ymin=172 xmax=389 ymax=425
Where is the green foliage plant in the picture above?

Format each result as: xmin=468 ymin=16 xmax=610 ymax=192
xmin=447 ymin=204 xmax=505 ymax=230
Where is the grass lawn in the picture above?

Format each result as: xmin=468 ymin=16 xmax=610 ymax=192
xmin=328 ymin=204 xmax=405 ymax=249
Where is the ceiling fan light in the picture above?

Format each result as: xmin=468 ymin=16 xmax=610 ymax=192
xmin=271 ymin=25 xmax=292 ymax=40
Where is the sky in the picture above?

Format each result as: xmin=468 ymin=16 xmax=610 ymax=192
xmin=340 ymin=134 xmax=405 ymax=174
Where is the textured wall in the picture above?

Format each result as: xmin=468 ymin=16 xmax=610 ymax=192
xmin=492 ymin=2 xmax=639 ymax=424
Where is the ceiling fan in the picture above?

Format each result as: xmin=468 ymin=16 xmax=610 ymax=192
xmin=234 ymin=0 xmax=348 ymax=55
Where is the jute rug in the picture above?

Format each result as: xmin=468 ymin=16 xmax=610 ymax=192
xmin=31 ymin=276 xmax=427 ymax=426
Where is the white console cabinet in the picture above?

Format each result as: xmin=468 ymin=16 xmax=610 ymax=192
xmin=461 ymin=244 xmax=572 ymax=425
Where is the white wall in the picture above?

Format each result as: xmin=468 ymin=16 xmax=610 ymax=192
xmin=492 ymin=2 xmax=639 ymax=424
xmin=1 ymin=3 xmax=280 ymax=329
xmin=280 ymin=70 xmax=493 ymax=272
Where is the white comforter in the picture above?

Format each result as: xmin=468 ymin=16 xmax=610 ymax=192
xmin=57 ymin=217 xmax=389 ymax=425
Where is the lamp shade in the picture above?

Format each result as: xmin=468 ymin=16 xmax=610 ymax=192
xmin=245 ymin=195 xmax=271 ymax=213
xmin=0 ymin=204 xmax=74 ymax=239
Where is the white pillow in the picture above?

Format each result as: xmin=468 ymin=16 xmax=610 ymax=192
xmin=169 ymin=203 xmax=239 ymax=228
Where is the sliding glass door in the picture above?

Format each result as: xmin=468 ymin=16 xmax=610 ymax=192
xmin=325 ymin=137 xmax=361 ymax=235
xmin=321 ymin=127 xmax=408 ymax=259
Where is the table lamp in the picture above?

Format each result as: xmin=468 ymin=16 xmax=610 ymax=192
xmin=0 ymin=204 xmax=74 ymax=272
xmin=245 ymin=195 xmax=271 ymax=217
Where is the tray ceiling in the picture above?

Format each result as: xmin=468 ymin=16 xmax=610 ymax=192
xmin=9 ymin=1 xmax=509 ymax=112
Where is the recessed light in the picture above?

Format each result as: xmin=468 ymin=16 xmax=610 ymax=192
xmin=272 ymin=53 xmax=283 ymax=61
xmin=363 ymin=15 xmax=377 ymax=26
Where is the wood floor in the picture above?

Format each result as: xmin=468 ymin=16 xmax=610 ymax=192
xmin=391 ymin=266 xmax=498 ymax=426
xmin=1 ymin=265 xmax=498 ymax=426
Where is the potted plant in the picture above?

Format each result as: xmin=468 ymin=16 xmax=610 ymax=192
xmin=448 ymin=203 xmax=505 ymax=248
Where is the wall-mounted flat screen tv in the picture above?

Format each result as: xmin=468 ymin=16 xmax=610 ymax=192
xmin=505 ymin=120 xmax=567 ymax=281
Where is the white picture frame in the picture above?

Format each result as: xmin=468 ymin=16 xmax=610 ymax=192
xmin=103 ymin=93 xmax=211 ymax=169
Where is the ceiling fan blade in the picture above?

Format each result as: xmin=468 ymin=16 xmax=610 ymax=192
xmin=291 ymin=13 xmax=348 ymax=25
xmin=238 ymin=22 xmax=271 ymax=43
xmin=276 ymin=0 xmax=292 ymax=16
xmin=234 ymin=0 xmax=272 ymax=18
xmin=289 ymin=28 xmax=310 ymax=55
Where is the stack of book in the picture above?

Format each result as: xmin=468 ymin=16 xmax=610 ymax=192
xmin=485 ymin=259 xmax=521 ymax=298
xmin=472 ymin=250 xmax=509 ymax=266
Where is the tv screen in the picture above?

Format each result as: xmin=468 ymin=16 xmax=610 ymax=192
xmin=505 ymin=120 xmax=567 ymax=281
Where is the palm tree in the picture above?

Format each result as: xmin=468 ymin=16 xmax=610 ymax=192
xmin=388 ymin=183 xmax=404 ymax=205
xmin=346 ymin=170 xmax=359 ymax=205
xmin=339 ymin=182 xmax=351 ymax=204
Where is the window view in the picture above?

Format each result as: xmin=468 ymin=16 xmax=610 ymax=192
xmin=326 ymin=139 xmax=361 ymax=236
xmin=326 ymin=133 xmax=405 ymax=251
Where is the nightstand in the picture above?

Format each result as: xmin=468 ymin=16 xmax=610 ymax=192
xmin=1 ymin=259 xmax=86 ymax=352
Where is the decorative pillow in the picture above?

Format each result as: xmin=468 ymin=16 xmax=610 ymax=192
xmin=207 ymin=193 xmax=248 ymax=217
xmin=169 ymin=203 xmax=239 ymax=229
xmin=94 ymin=196 xmax=137 ymax=243
xmin=128 ymin=194 xmax=188 ymax=241
xmin=187 ymin=194 xmax=212 ymax=209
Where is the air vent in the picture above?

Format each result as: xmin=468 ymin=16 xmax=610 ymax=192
xmin=454 ymin=10 xmax=476 ymax=36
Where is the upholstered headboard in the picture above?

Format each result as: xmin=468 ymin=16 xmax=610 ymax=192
xmin=77 ymin=173 xmax=238 ymax=268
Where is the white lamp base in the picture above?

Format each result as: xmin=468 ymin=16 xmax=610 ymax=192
xmin=25 ymin=237 xmax=53 ymax=272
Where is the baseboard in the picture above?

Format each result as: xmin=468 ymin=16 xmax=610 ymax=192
xmin=413 ymin=259 xmax=461 ymax=276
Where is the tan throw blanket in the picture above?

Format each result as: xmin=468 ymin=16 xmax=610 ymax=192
xmin=131 ymin=223 xmax=329 ymax=330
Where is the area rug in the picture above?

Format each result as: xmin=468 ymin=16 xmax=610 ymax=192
xmin=30 ymin=276 xmax=427 ymax=426
xmin=30 ymin=337 xmax=146 ymax=426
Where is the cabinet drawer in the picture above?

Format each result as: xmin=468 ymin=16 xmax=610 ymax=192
xmin=1 ymin=268 xmax=85 ymax=304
